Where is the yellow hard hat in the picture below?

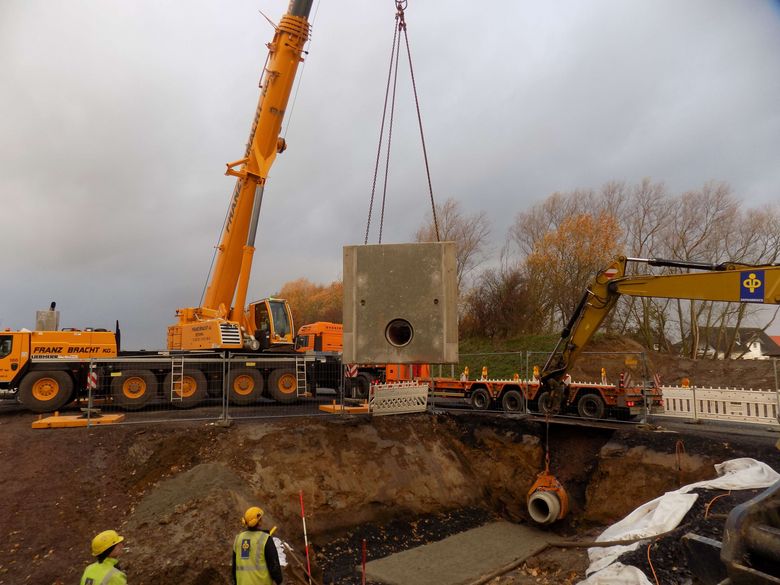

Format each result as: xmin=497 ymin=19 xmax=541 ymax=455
xmin=243 ymin=506 xmax=264 ymax=528
xmin=91 ymin=530 xmax=124 ymax=556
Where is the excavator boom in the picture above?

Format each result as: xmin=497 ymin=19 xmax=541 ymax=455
xmin=541 ymin=256 xmax=780 ymax=409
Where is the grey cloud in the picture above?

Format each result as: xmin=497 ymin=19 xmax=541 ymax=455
xmin=2 ymin=0 xmax=779 ymax=347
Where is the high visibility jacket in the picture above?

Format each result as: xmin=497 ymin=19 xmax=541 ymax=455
xmin=233 ymin=530 xmax=272 ymax=585
xmin=80 ymin=557 xmax=127 ymax=585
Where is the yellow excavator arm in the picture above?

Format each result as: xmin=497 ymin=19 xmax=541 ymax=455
xmin=541 ymin=256 xmax=780 ymax=410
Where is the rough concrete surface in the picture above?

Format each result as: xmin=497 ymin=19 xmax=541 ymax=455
xmin=365 ymin=521 xmax=549 ymax=585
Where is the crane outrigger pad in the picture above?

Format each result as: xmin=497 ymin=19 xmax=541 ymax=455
xmin=318 ymin=400 xmax=369 ymax=415
xmin=31 ymin=412 xmax=125 ymax=429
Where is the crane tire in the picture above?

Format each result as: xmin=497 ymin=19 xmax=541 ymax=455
xmin=228 ymin=367 xmax=264 ymax=405
xmin=470 ymin=388 xmax=492 ymax=410
xmin=267 ymin=368 xmax=298 ymax=403
xmin=19 ymin=371 xmax=74 ymax=413
xmin=501 ymin=389 xmax=525 ymax=413
xmin=577 ymin=393 xmax=606 ymax=419
xmin=165 ymin=369 xmax=208 ymax=409
xmin=111 ymin=369 xmax=157 ymax=410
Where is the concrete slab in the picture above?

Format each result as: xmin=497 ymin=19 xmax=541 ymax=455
xmin=365 ymin=521 xmax=550 ymax=585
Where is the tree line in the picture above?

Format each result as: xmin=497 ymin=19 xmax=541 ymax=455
xmin=277 ymin=179 xmax=780 ymax=358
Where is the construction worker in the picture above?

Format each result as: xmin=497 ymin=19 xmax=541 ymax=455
xmin=232 ymin=506 xmax=283 ymax=585
xmin=80 ymin=529 xmax=127 ymax=585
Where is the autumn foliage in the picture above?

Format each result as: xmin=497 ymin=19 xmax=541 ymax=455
xmin=525 ymin=212 xmax=621 ymax=326
xmin=275 ymin=278 xmax=343 ymax=330
xmin=276 ymin=179 xmax=780 ymax=349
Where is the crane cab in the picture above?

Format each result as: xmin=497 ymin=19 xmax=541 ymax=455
xmin=245 ymin=298 xmax=295 ymax=351
xmin=168 ymin=297 xmax=294 ymax=352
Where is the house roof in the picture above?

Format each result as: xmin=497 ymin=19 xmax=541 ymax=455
xmin=680 ymin=327 xmax=780 ymax=357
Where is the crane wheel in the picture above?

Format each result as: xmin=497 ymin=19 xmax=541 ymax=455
xmin=577 ymin=393 xmax=606 ymax=419
xmin=470 ymin=388 xmax=492 ymax=410
xmin=164 ymin=369 xmax=208 ymax=409
xmin=267 ymin=368 xmax=298 ymax=403
xmin=228 ymin=367 xmax=264 ymax=405
xmin=19 ymin=371 xmax=74 ymax=413
xmin=111 ymin=370 xmax=157 ymax=410
xmin=501 ymin=389 xmax=525 ymax=413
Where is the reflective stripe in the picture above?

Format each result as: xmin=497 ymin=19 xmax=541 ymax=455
xmin=100 ymin=568 xmax=120 ymax=585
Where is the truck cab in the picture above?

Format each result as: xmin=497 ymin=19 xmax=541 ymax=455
xmin=0 ymin=332 xmax=25 ymax=388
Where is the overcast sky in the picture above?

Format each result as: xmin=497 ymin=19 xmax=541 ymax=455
xmin=2 ymin=0 xmax=779 ymax=348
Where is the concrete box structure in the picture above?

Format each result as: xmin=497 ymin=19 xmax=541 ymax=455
xmin=343 ymin=242 xmax=458 ymax=364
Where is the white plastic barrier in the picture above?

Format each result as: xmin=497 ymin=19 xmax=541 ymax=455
xmin=369 ymin=382 xmax=429 ymax=416
xmin=661 ymin=385 xmax=780 ymax=426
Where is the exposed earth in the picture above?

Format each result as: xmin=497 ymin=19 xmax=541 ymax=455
xmin=1 ymin=351 xmax=779 ymax=585
xmin=573 ymin=337 xmax=779 ymax=391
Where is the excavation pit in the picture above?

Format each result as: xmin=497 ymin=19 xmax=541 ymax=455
xmin=0 ymin=410 xmax=778 ymax=584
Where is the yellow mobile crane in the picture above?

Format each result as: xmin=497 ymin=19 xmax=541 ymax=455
xmin=0 ymin=1 xmax=315 ymax=412
xmin=168 ymin=0 xmax=312 ymax=353
xmin=539 ymin=256 xmax=780 ymax=414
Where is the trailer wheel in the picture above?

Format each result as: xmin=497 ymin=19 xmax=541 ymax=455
xmin=111 ymin=369 xmax=157 ymax=410
xmin=267 ymin=368 xmax=298 ymax=403
xmin=536 ymin=391 xmax=556 ymax=415
xmin=228 ymin=367 xmax=264 ymax=405
xmin=501 ymin=389 xmax=525 ymax=413
xmin=577 ymin=393 xmax=606 ymax=419
xmin=352 ymin=373 xmax=371 ymax=400
xmin=165 ymin=369 xmax=207 ymax=408
xmin=470 ymin=388 xmax=491 ymax=410
xmin=19 ymin=371 xmax=74 ymax=413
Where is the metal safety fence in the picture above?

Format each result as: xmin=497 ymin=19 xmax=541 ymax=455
xmin=426 ymin=350 xmax=659 ymax=423
xmin=21 ymin=352 xmax=779 ymax=428
xmin=70 ymin=353 xmax=346 ymax=425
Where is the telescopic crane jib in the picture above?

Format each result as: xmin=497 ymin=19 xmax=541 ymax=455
xmin=168 ymin=0 xmax=313 ymax=352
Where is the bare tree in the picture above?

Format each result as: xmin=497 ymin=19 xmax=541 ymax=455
xmin=414 ymin=198 xmax=491 ymax=289
xmin=460 ymin=265 xmax=533 ymax=339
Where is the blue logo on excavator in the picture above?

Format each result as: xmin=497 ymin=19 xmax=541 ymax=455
xmin=740 ymin=270 xmax=764 ymax=302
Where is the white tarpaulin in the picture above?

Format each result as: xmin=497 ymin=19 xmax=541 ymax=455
xmin=578 ymin=458 xmax=780 ymax=584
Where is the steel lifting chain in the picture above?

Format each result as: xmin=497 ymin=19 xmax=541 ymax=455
xmin=364 ymin=0 xmax=440 ymax=244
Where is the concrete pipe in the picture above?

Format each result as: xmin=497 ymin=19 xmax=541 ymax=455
xmin=528 ymin=489 xmax=563 ymax=525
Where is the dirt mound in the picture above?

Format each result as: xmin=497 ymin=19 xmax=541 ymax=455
xmin=577 ymin=336 xmax=778 ymax=390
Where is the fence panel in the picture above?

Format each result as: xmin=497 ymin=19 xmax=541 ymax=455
xmin=84 ymin=356 xmax=227 ymax=424
xmin=660 ymin=384 xmax=780 ymax=427
xmin=225 ymin=354 xmax=344 ymax=421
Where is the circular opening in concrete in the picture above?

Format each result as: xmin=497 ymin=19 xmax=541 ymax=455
xmin=385 ymin=319 xmax=413 ymax=347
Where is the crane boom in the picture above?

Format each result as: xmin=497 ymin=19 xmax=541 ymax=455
xmin=169 ymin=0 xmax=313 ymax=351
xmin=541 ymin=255 xmax=780 ymax=412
